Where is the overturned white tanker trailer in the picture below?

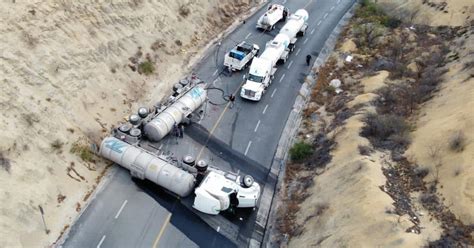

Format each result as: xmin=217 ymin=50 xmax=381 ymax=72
xmin=98 ymin=75 xmax=261 ymax=215
xmin=144 ymin=80 xmax=207 ymax=142
xmin=100 ymin=136 xmax=196 ymax=197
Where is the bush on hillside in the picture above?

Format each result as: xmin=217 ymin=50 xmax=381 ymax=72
xmin=289 ymin=142 xmax=313 ymax=162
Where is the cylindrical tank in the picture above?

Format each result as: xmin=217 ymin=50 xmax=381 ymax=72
xmin=179 ymin=79 xmax=190 ymax=87
xmin=129 ymin=114 xmax=141 ymax=126
xmin=196 ymin=160 xmax=208 ymax=173
xmin=279 ymin=9 xmax=309 ymax=39
xmin=99 ymin=137 xmax=195 ymax=197
xmin=183 ymin=155 xmax=196 ymax=166
xmin=118 ymin=123 xmax=132 ymax=133
xmin=260 ymin=33 xmax=290 ymax=66
xmin=144 ymin=85 xmax=207 ymax=141
xmin=138 ymin=107 xmax=149 ymax=118
xmin=173 ymin=83 xmax=183 ymax=92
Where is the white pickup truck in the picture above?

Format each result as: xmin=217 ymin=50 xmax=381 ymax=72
xmin=223 ymin=42 xmax=260 ymax=71
xmin=256 ymin=4 xmax=289 ymax=30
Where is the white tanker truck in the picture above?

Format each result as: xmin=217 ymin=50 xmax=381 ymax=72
xmin=99 ymin=137 xmax=260 ymax=215
xmin=100 ymin=76 xmax=261 ymax=215
xmin=279 ymin=9 xmax=309 ymax=52
xmin=256 ymin=4 xmax=289 ymax=30
xmin=240 ymin=9 xmax=309 ymax=101
xmin=240 ymin=33 xmax=290 ymax=101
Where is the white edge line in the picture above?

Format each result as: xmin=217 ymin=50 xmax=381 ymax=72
xmin=254 ymin=120 xmax=261 ymax=132
xmin=279 ymin=73 xmax=286 ymax=83
xmin=97 ymin=235 xmax=106 ymax=248
xmin=271 ymin=89 xmax=277 ymax=98
xmin=262 ymin=104 xmax=269 ymax=114
xmin=244 ymin=141 xmax=252 ymax=155
xmin=114 ymin=200 xmax=128 ymax=219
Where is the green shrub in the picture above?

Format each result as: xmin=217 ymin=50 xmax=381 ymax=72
xmin=381 ymin=16 xmax=402 ymax=28
xmin=358 ymin=0 xmax=380 ymax=17
xmin=138 ymin=61 xmax=155 ymax=75
xmin=289 ymin=142 xmax=313 ymax=162
xmin=70 ymin=142 xmax=95 ymax=163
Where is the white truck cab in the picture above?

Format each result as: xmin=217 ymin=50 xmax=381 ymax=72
xmin=240 ymin=34 xmax=290 ymax=101
xmin=224 ymin=42 xmax=260 ymax=71
xmin=193 ymin=171 xmax=260 ymax=215
xmin=240 ymin=58 xmax=273 ymax=101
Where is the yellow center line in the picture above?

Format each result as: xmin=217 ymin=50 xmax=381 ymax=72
xmin=196 ymin=79 xmax=246 ymax=161
xmin=152 ymin=213 xmax=172 ymax=248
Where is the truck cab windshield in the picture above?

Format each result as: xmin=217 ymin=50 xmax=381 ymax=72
xmin=248 ymin=74 xmax=264 ymax=83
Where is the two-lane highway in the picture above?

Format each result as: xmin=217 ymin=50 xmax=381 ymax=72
xmin=62 ymin=0 xmax=355 ymax=247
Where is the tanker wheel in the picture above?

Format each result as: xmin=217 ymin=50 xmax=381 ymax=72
xmin=242 ymin=175 xmax=254 ymax=188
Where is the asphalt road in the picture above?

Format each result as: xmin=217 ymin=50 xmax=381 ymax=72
xmin=62 ymin=0 xmax=355 ymax=247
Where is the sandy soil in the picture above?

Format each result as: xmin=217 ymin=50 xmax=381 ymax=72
xmin=289 ymin=81 xmax=441 ymax=247
xmin=0 ymin=0 xmax=253 ymax=246
xmin=405 ymin=34 xmax=474 ymax=224
xmin=360 ymin=70 xmax=389 ymax=93
xmin=377 ymin=0 xmax=473 ymax=26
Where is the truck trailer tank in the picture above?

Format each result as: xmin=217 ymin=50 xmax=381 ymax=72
xmin=279 ymin=9 xmax=309 ymax=39
xmin=144 ymin=84 xmax=207 ymax=142
xmin=260 ymin=33 xmax=290 ymax=66
xmin=100 ymin=137 xmax=195 ymax=197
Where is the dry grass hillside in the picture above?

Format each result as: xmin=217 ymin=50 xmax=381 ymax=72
xmin=0 ymin=0 xmax=254 ymax=246
xmin=274 ymin=0 xmax=473 ymax=247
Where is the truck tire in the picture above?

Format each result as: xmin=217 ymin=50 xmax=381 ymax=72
xmin=241 ymin=175 xmax=254 ymax=188
xmin=290 ymin=44 xmax=295 ymax=52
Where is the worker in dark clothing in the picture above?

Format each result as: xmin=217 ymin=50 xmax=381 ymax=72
xmin=178 ymin=123 xmax=184 ymax=138
xmin=173 ymin=123 xmax=179 ymax=144
xmin=306 ymin=54 xmax=312 ymax=66
xmin=229 ymin=94 xmax=236 ymax=109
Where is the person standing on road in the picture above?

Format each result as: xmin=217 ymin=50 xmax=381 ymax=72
xmin=229 ymin=94 xmax=236 ymax=109
xmin=178 ymin=123 xmax=184 ymax=138
xmin=173 ymin=123 xmax=179 ymax=144
xmin=306 ymin=54 xmax=312 ymax=66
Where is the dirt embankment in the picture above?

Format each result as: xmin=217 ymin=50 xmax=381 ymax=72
xmin=0 ymin=0 xmax=254 ymax=247
xmin=274 ymin=0 xmax=473 ymax=247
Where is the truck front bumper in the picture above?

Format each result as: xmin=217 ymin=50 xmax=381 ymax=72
xmin=240 ymin=92 xmax=262 ymax=101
